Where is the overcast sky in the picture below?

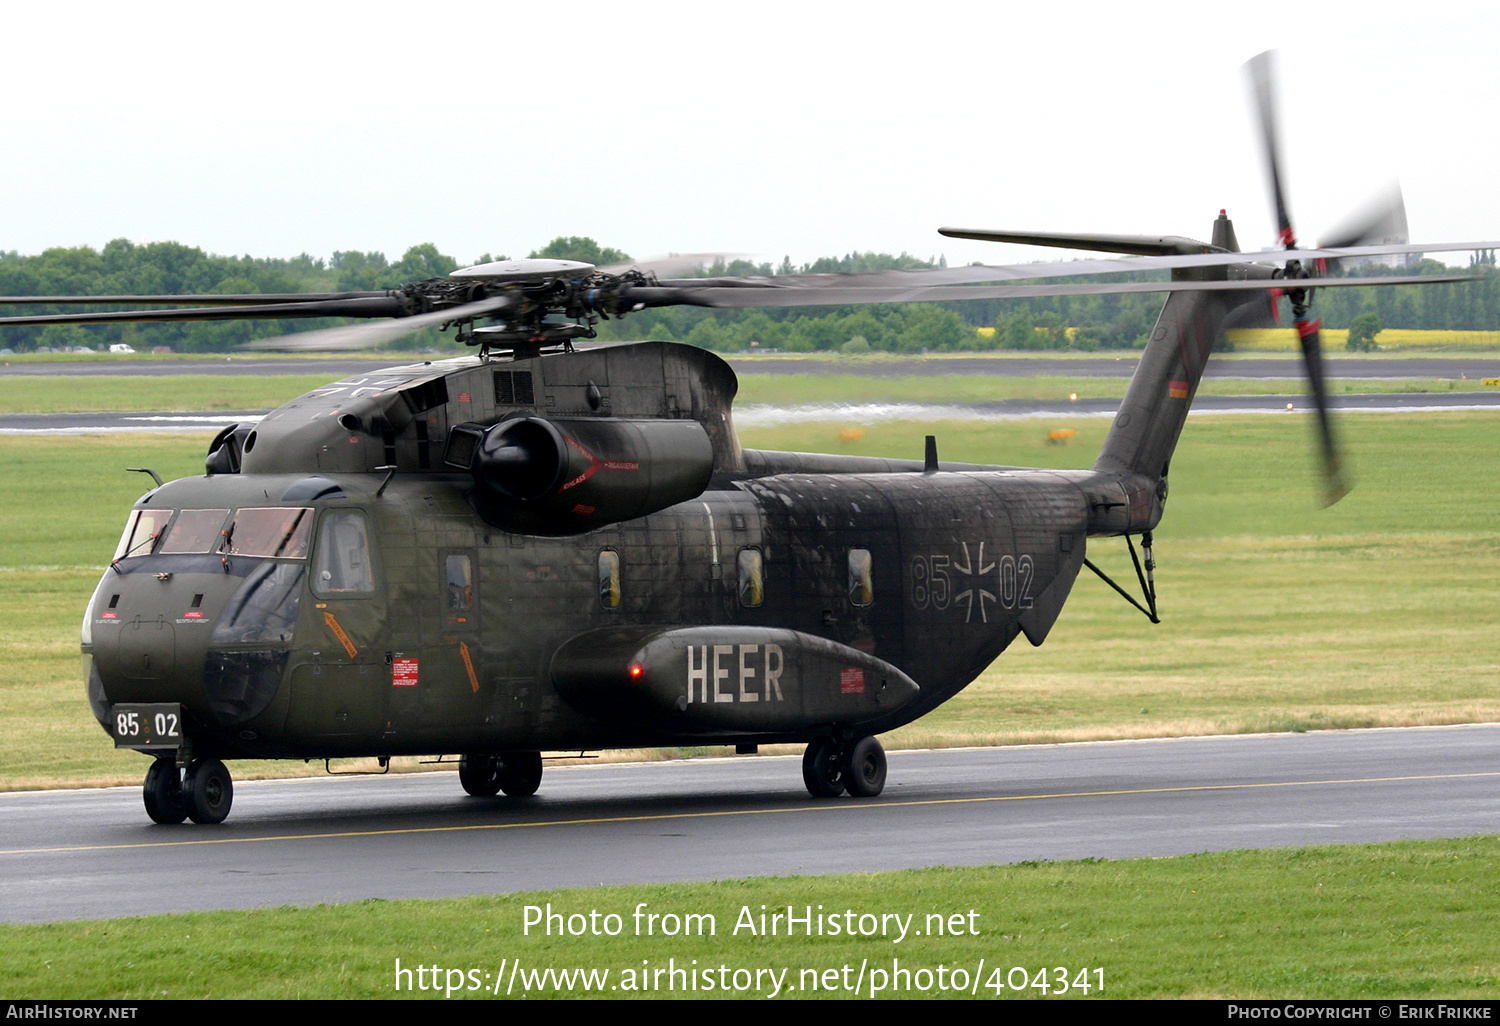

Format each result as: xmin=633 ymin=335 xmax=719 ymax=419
xmin=4 ymin=1 xmax=1496 ymax=271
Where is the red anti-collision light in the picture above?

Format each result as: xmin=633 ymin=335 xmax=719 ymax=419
xmin=629 ymin=661 xmax=644 ymax=678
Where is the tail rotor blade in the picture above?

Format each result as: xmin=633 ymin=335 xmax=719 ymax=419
xmin=1247 ymin=49 xmax=1348 ymax=504
xmin=1320 ymin=183 xmax=1409 ymax=250
xmin=1319 ymin=184 xmax=1410 ymax=275
xmin=1293 ymin=308 xmax=1350 ymax=506
xmin=1246 ymin=50 xmax=1297 ymax=247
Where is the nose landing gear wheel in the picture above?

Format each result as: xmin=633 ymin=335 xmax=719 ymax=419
xmin=802 ymin=737 xmax=846 ymax=797
xmin=459 ymin=753 xmax=503 ymax=796
xmin=143 ymin=758 xmax=187 ymax=825
xmin=497 ymin=752 xmax=543 ymax=797
xmin=184 ymin=758 xmax=233 ymax=824
xmin=843 ymin=736 xmax=887 ymax=797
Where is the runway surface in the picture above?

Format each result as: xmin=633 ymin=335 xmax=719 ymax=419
xmin=4 ymin=355 xmax=1499 ymax=380
xmin=3 ymin=725 xmax=1497 ymax=923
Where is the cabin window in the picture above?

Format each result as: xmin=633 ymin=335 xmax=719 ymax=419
xmin=598 ymin=550 xmax=621 ymax=609
xmin=220 ymin=507 xmax=313 ymax=559
xmin=113 ymin=508 xmax=172 ymax=561
xmin=160 ymin=509 xmax=230 ymax=554
xmin=313 ymin=510 xmax=375 ymax=594
xmin=445 ymin=555 xmax=473 ymax=612
xmin=848 ymin=548 xmax=873 ymax=607
xmin=738 ymin=548 xmax=763 ymax=608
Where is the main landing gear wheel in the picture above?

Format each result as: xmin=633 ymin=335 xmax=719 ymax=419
xmin=183 ymin=758 xmax=233 ymax=825
xmin=802 ymin=737 xmax=846 ymax=797
xmin=843 ymin=736 xmax=887 ymax=798
xmin=497 ymin=752 xmax=543 ymax=797
xmin=458 ymin=753 xmax=503 ymax=797
xmin=143 ymin=758 xmax=187 ymax=825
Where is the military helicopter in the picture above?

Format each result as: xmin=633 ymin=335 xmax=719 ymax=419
xmin=5 ymin=54 xmax=1490 ymax=824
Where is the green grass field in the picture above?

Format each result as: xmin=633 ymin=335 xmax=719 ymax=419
xmin=3 ymin=840 xmax=1497 ymax=998
xmin=0 ymin=369 xmax=1490 ymax=414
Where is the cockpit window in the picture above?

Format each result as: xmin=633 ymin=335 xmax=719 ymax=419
xmin=113 ymin=509 xmax=171 ymax=561
xmin=446 ymin=554 xmax=473 ymax=612
xmin=313 ymin=510 xmax=375 ymax=594
xmin=219 ymin=507 xmax=313 ymax=559
xmin=738 ymin=547 xmax=764 ymax=608
xmin=598 ymin=550 xmax=620 ymax=609
xmin=848 ymin=548 xmax=873 ymax=606
xmin=160 ymin=509 xmax=231 ymax=555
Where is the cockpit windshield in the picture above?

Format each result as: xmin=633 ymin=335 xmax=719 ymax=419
xmin=159 ymin=509 xmax=230 ymax=554
xmin=113 ymin=506 xmax=313 ymax=561
xmin=218 ymin=507 xmax=313 ymax=559
xmin=112 ymin=509 xmax=171 ymax=561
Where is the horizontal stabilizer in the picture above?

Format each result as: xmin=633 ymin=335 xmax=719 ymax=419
xmin=938 ymin=228 xmax=1217 ymax=256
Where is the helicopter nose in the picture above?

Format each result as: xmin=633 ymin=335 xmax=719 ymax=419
xmin=117 ymin=617 xmax=178 ymax=681
xmin=89 ymin=561 xmax=304 ymax=729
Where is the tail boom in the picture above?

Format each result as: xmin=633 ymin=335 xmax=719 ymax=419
xmin=1090 ymin=214 xmax=1269 ymax=534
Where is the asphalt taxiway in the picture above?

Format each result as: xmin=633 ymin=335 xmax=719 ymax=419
xmin=3 ymin=725 xmax=1496 ymax=923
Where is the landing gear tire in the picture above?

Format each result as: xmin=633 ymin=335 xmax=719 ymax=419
xmin=497 ymin=752 xmax=543 ymax=797
xmin=143 ymin=758 xmax=187 ymax=825
xmin=843 ymin=736 xmax=887 ymax=798
xmin=459 ymin=753 xmax=503 ymax=797
xmin=184 ymin=758 xmax=233 ymax=825
xmin=802 ymin=737 xmax=846 ymax=797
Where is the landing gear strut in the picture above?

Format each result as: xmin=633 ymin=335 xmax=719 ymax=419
xmin=459 ymin=751 xmax=543 ymax=798
xmin=802 ymin=735 xmax=886 ymax=798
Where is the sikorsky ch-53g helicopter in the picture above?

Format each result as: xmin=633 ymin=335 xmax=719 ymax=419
xmin=5 ymin=54 xmax=1490 ymax=824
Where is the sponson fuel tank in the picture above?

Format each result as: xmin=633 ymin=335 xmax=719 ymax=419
xmin=551 ymin=625 xmax=920 ymax=733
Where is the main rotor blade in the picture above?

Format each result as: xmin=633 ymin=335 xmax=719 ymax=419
xmin=243 ymin=294 xmax=513 ymax=352
xmin=1246 ymin=49 xmax=1297 ymax=246
xmin=0 ymin=296 xmax=410 ymax=328
xmin=0 ymin=291 xmax=391 ymax=306
xmin=629 ymin=271 xmax=1474 ymax=310
xmin=597 ymin=253 xmax=745 ymax=277
xmin=2 ymin=239 xmax=1489 ymax=329
xmin=665 ymin=240 xmax=1500 ymax=292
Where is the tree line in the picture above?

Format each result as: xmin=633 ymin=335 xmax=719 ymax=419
xmin=2 ymin=237 xmax=1495 ymax=354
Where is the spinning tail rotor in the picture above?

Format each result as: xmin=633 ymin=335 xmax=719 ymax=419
xmin=1246 ymin=49 xmax=1348 ymax=505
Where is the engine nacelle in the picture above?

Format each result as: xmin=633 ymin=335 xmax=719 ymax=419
xmin=205 ymin=422 xmax=256 ymax=475
xmin=446 ymin=416 xmax=714 ymax=534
